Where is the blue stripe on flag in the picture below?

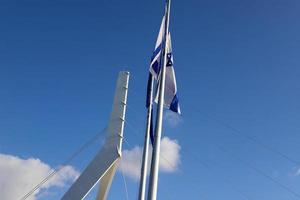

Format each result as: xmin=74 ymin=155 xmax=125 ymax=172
xmin=146 ymin=73 xmax=153 ymax=108
xmin=170 ymin=94 xmax=180 ymax=114
xmin=150 ymin=44 xmax=162 ymax=62
xmin=150 ymin=108 xmax=154 ymax=145
xmin=151 ymin=61 xmax=160 ymax=74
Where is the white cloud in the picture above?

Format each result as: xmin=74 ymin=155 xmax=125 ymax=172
xmin=164 ymin=110 xmax=182 ymax=127
xmin=119 ymin=137 xmax=181 ymax=180
xmin=119 ymin=146 xmax=143 ymax=180
xmin=159 ymin=137 xmax=181 ymax=172
xmin=0 ymin=153 xmax=79 ymax=200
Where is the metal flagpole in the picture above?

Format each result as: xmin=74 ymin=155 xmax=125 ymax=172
xmin=138 ymin=74 xmax=154 ymax=200
xmin=147 ymin=0 xmax=171 ymax=200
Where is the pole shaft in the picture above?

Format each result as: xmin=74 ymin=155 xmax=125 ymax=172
xmin=147 ymin=1 xmax=171 ymax=200
xmin=138 ymin=75 xmax=154 ymax=200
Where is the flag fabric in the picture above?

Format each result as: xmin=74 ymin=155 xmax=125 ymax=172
xmin=162 ymin=32 xmax=181 ymax=114
xmin=149 ymin=108 xmax=154 ymax=145
xmin=147 ymin=16 xmax=165 ymax=145
xmin=146 ymin=73 xmax=153 ymax=108
xmin=145 ymin=73 xmax=155 ymax=145
xmin=149 ymin=15 xmax=181 ymax=114
xmin=149 ymin=16 xmax=165 ymax=80
xmin=152 ymin=32 xmax=181 ymax=114
xmin=146 ymin=14 xmax=181 ymax=145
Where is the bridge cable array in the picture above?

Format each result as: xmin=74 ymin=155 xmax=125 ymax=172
xmin=19 ymin=128 xmax=108 ymax=200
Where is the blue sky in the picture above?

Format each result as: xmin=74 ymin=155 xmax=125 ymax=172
xmin=1 ymin=0 xmax=300 ymax=199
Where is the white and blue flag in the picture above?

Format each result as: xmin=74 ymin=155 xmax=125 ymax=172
xmin=149 ymin=16 xmax=181 ymax=115
xmin=162 ymin=32 xmax=181 ymax=114
xmin=149 ymin=16 xmax=165 ymax=80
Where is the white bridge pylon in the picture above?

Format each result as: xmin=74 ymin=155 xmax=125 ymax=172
xmin=61 ymin=71 xmax=130 ymax=200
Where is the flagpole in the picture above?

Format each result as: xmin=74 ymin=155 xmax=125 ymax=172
xmin=138 ymin=74 xmax=154 ymax=200
xmin=147 ymin=0 xmax=171 ymax=200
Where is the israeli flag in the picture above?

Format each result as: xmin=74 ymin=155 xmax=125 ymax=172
xmin=156 ymin=32 xmax=181 ymax=114
xmin=149 ymin=16 xmax=165 ymax=79
xmin=163 ymin=33 xmax=181 ymax=114
xmin=149 ymin=16 xmax=181 ymax=114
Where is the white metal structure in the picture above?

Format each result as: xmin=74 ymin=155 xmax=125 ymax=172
xmin=61 ymin=71 xmax=130 ymax=200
